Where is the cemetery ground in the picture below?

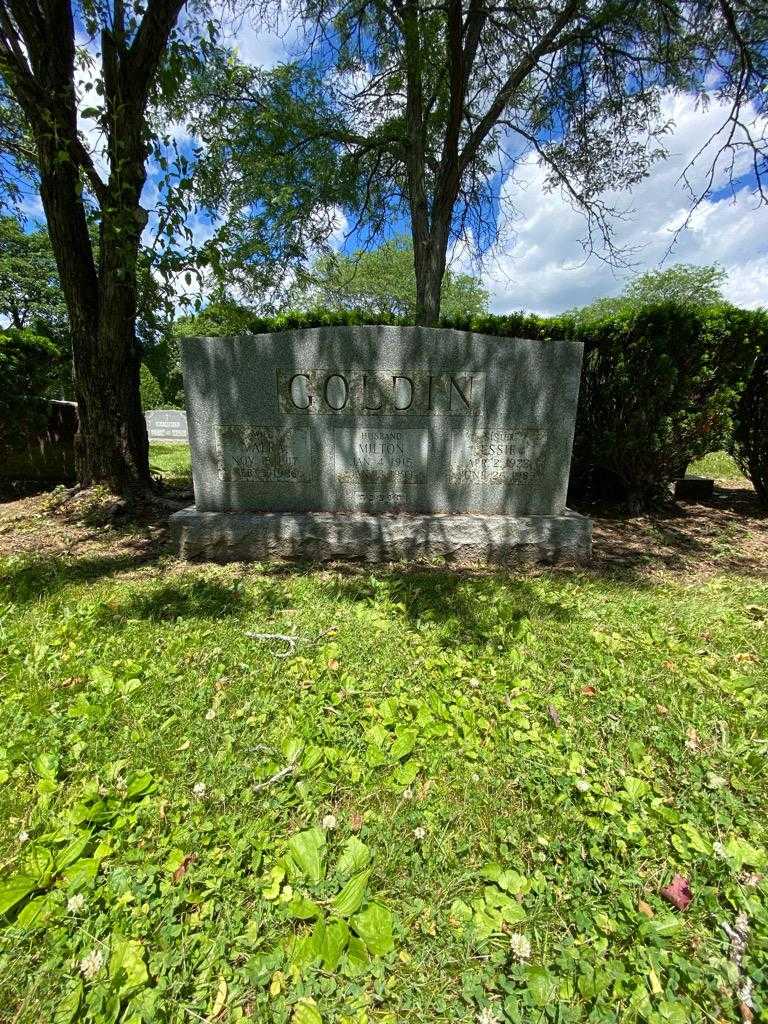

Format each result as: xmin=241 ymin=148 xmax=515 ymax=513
xmin=0 ymin=452 xmax=766 ymax=1024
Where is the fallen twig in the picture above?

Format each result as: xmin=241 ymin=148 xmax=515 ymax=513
xmin=244 ymin=632 xmax=298 ymax=657
xmin=253 ymin=763 xmax=296 ymax=792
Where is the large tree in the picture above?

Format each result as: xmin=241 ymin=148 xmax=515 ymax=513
xmin=212 ymin=0 xmax=767 ymax=326
xmin=290 ymin=235 xmax=489 ymax=318
xmin=0 ymin=1 xmax=189 ymax=491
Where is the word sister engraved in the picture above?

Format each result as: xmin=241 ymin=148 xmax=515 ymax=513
xmin=277 ymin=369 xmax=484 ymax=416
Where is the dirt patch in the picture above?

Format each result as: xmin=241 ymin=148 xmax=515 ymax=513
xmin=1 ymin=480 xmax=766 ymax=583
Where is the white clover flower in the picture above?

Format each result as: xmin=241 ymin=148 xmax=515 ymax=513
xmin=403 ymin=787 xmax=414 ymax=800
xmin=575 ymin=779 xmax=590 ymax=793
xmin=67 ymin=893 xmax=86 ymax=914
xmin=413 ymin=826 xmax=427 ymax=841
xmin=477 ymin=1008 xmax=500 ymax=1024
xmin=79 ymin=949 xmax=104 ymax=980
xmin=205 ymin=707 xmax=216 ymax=720
xmin=192 ymin=781 xmax=207 ymax=798
xmin=17 ymin=830 xmax=30 ymax=845
xmin=322 ymin=814 xmax=337 ymax=830
xmin=509 ymin=933 xmax=532 ymax=961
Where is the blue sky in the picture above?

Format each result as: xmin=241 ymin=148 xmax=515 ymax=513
xmin=13 ymin=10 xmax=768 ymax=315
xmin=206 ymin=13 xmax=768 ymax=313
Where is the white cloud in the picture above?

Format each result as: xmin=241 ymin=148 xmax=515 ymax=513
xmin=478 ymin=92 xmax=768 ymax=313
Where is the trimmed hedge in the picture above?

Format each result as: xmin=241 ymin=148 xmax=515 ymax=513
xmin=179 ymin=304 xmax=768 ymax=509
xmin=733 ymin=350 xmax=768 ymax=506
xmin=565 ymin=304 xmax=766 ymax=508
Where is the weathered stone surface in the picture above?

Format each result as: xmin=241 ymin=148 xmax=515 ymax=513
xmin=0 ymin=399 xmax=77 ymax=482
xmin=169 ymin=507 xmax=592 ymax=565
xmin=179 ymin=326 xmax=585 ymax=516
xmin=145 ymin=409 xmax=188 ymax=442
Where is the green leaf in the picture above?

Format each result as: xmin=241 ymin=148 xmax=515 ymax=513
xmin=449 ymin=898 xmax=473 ymax=924
xmin=526 ymin=966 xmax=558 ymax=1007
xmin=350 ymin=901 xmax=394 ymax=955
xmin=393 ymin=759 xmax=420 ymax=786
xmin=390 ymin=729 xmax=417 ymax=759
xmin=53 ymin=980 xmax=83 ymax=1024
xmin=0 ymin=874 xmax=38 ymax=917
xmin=65 ymin=858 xmax=100 ymax=888
xmin=287 ymin=828 xmax=326 ymax=885
xmin=723 ymin=837 xmax=765 ymax=869
xmin=55 ymin=834 xmax=91 ymax=873
xmin=15 ymin=893 xmax=58 ymax=930
xmin=285 ymin=893 xmax=323 ymax=920
xmin=332 ymin=869 xmax=371 ymax=917
xmin=345 ymin=935 xmax=370 ymax=974
xmin=33 ymin=752 xmax=59 ymax=780
xmin=293 ymin=998 xmax=323 ymax=1024
xmin=109 ymin=936 xmax=148 ymax=999
xmin=334 ymin=837 xmax=371 ymax=879
xmin=655 ymin=1000 xmax=690 ymax=1024
xmin=124 ymin=770 xmax=157 ymax=800
xmin=24 ymin=846 xmax=55 ymax=887
xmin=320 ymin=917 xmax=349 ymax=971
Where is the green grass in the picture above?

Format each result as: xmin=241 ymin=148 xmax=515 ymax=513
xmin=0 ymin=553 xmax=766 ymax=1023
xmin=148 ymin=443 xmax=191 ymax=488
xmin=688 ymin=451 xmax=745 ymax=481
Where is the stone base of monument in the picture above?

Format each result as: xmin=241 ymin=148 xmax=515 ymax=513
xmin=170 ymin=508 xmax=592 ymax=565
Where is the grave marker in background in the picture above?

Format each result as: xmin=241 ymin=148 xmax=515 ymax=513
xmin=145 ymin=409 xmax=188 ymax=442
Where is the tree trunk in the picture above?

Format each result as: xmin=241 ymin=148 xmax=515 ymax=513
xmin=71 ymin=311 xmax=151 ymax=493
xmin=412 ymin=216 xmax=450 ymax=328
xmin=38 ymin=170 xmax=152 ymax=494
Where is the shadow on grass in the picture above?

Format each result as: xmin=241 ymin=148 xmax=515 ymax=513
xmin=2 ymin=484 xmax=765 ymax=612
xmin=326 ymin=570 xmax=576 ymax=643
xmin=1 ymin=550 xmax=162 ymax=604
xmin=95 ymin=577 xmax=251 ymax=622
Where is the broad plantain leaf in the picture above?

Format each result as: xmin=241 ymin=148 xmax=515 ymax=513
xmin=109 ymin=936 xmax=148 ymax=999
xmin=53 ymin=980 xmax=83 ymax=1024
xmin=332 ymin=869 xmax=371 ymax=917
xmin=334 ymin=837 xmax=371 ymax=879
xmin=350 ymin=901 xmax=394 ymax=955
xmin=0 ymin=873 xmax=38 ymax=917
xmin=287 ymin=828 xmax=326 ymax=885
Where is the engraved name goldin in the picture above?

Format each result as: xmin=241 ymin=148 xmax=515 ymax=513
xmin=277 ymin=369 xmax=483 ymax=415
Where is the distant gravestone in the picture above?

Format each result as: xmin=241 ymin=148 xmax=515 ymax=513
xmin=0 ymin=399 xmax=78 ymax=483
xmin=145 ymin=409 xmax=188 ymax=442
xmin=170 ymin=326 xmax=592 ymax=563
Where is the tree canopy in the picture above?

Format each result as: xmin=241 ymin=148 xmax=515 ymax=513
xmin=571 ymin=263 xmax=731 ymax=322
xmin=194 ymin=0 xmax=767 ymax=323
xmin=0 ymin=215 xmax=68 ymax=339
xmin=289 ymin=237 xmax=489 ymax=319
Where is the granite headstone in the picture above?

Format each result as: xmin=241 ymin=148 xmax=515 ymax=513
xmin=171 ymin=326 xmax=592 ymax=563
xmin=145 ymin=409 xmax=188 ymax=442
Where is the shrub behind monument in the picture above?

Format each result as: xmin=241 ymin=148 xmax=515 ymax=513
xmin=566 ymin=305 xmax=766 ymax=508
xmin=732 ymin=349 xmax=768 ymax=506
